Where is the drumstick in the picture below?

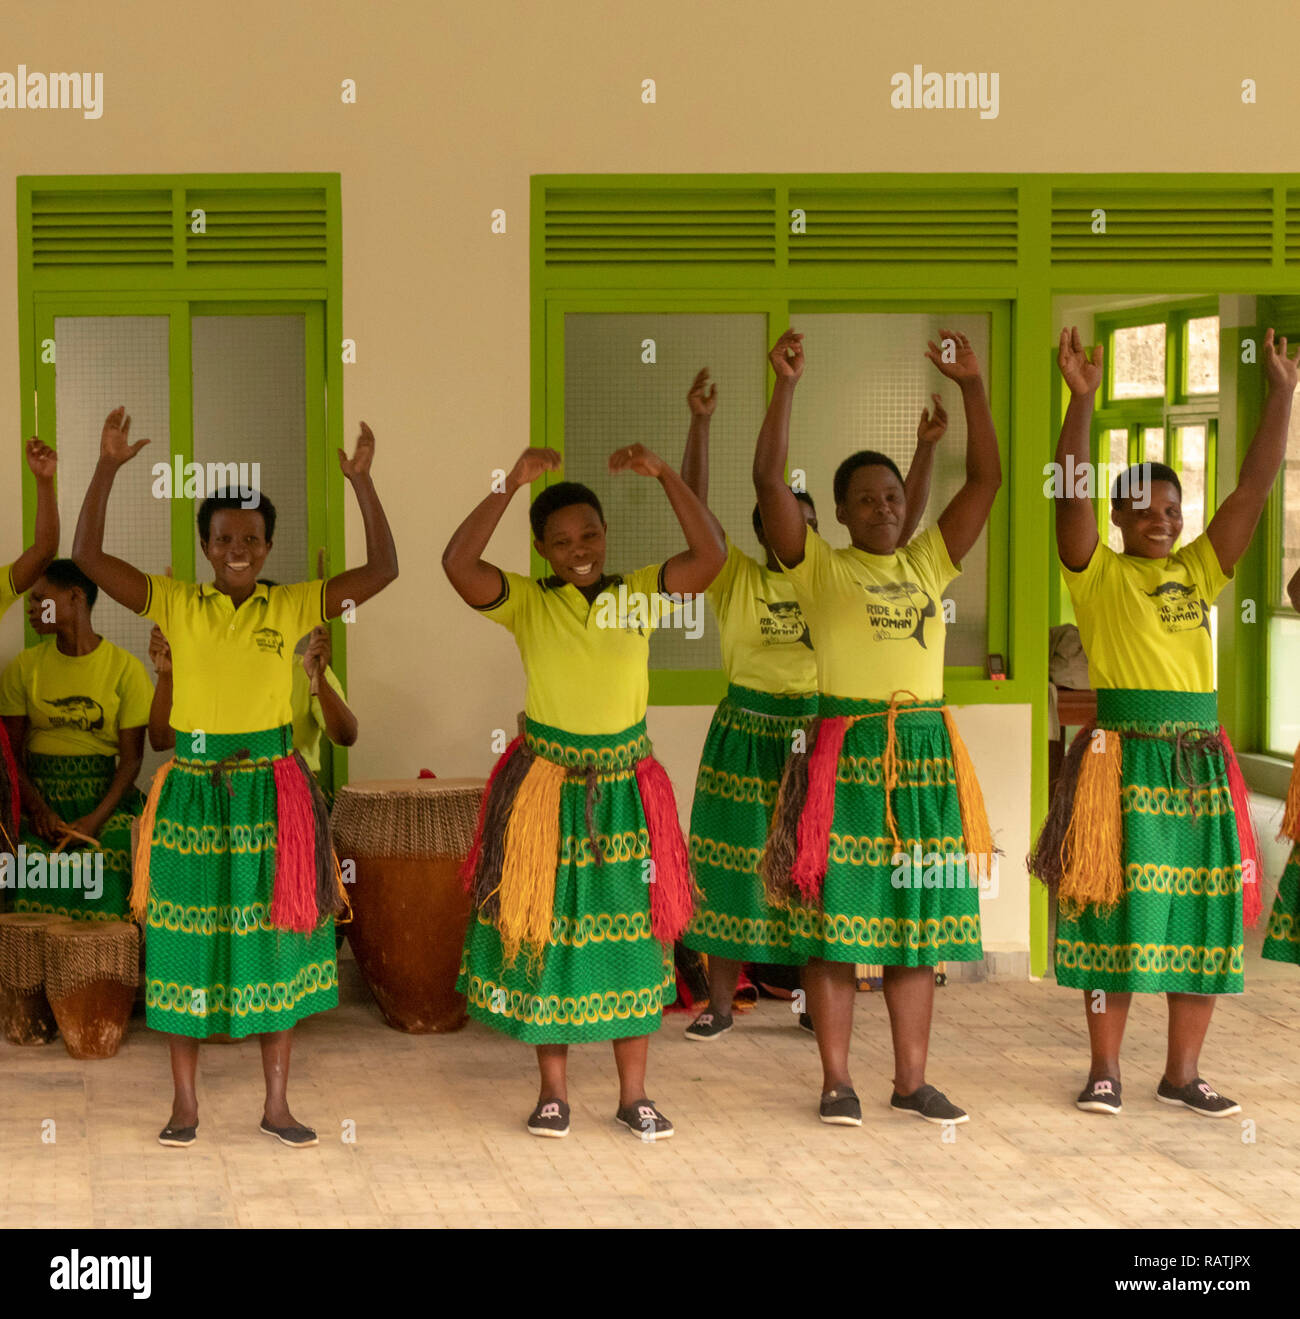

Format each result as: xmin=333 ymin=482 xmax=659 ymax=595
xmin=53 ymin=827 xmax=104 ymax=853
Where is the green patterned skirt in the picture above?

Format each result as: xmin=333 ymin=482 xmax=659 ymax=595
xmin=11 ymin=752 xmax=141 ymax=921
xmin=457 ymin=718 xmax=676 ymax=1044
xmin=144 ymin=726 xmax=338 ymax=1039
xmin=683 ymin=684 xmax=817 ymax=964
xmin=1054 ymin=689 xmax=1243 ymax=994
xmin=782 ymin=694 xmax=985 ymax=968
xmin=1262 ymin=843 xmax=1300 ymax=966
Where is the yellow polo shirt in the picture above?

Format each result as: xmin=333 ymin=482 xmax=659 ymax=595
xmin=0 ymin=563 xmax=17 ymax=620
xmin=1063 ymin=535 xmax=1229 ymax=692
xmin=139 ymin=576 xmax=327 ymax=734
xmin=291 ymin=658 xmax=346 ymax=774
xmin=0 ymin=638 xmax=154 ymax=757
xmin=708 ymin=539 xmax=817 ymax=695
xmin=778 ymin=526 xmax=959 ymax=702
xmin=476 ymin=565 xmax=675 ymax=734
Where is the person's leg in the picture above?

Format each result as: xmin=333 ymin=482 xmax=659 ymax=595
xmin=536 ymin=1043 xmax=569 ymax=1103
xmin=1164 ymin=993 xmax=1216 ymax=1087
xmin=804 ymin=957 xmax=856 ymax=1092
xmin=612 ymin=1034 xmax=648 ymax=1107
xmin=705 ymin=956 xmax=742 ymax=1016
xmin=259 ymin=1028 xmax=303 ymax=1128
xmin=1083 ymin=988 xmax=1132 ymax=1082
xmin=168 ymin=1035 xmax=201 ymax=1126
xmin=882 ymin=965 xmax=934 ymax=1095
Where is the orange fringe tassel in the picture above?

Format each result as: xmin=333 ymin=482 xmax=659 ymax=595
xmin=1059 ymin=727 xmax=1125 ymax=915
xmin=1280 ymin=743 xmax=1300 ymax=844
xmin=130 ymin=760 xmax=174 ymax=923
xmin=493 ymin=756 xmax=564 ymax=967
xmin=942 ymin=708 xmax=994 ymax=872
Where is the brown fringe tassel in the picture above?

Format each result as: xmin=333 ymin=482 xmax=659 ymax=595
xmin=130 ymin=760 xmax=174 ymax=923
xmin=1028 ymin=723 xmax=1094 ymax=892
xmin=492 ymin=756 xmax=564 ymax=969
xmin=941 ymin=708 xmax=994 ymax=870
xmin=1059 ymin=726 xmax=1126 ymax=916
xmin=468 ymin=740 xmax=535 ymax=918
xmin=1281 ymin=743 xmax=1300 ymax=844
xmin=759 ymin=717 xmax=819 ymax=907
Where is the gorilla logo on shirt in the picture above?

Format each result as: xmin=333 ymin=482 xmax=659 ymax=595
xmin=46 ymin=695 xmax=106 ymax=732
xmin=859 ymin=581 xmax=937 ymax=648
xmin=252 ymin=627 xmax=285 ymax=657
xmin=1145 ymin=581 xmax=1211 ymax=636
xmin=757 ymin=599 xmax=813 ymax=650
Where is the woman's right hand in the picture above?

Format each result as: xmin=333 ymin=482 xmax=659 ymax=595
xmin=31 ymin=801 xmax=65 ymax=844
xmin=687 ymin=368 xmax=717 ymax=417
xmin=100 ymin=406 xmax=151 ymax=466
xmin=148 ymin=625 xmax=172 ymax=675
xmin=507 ymin=447 xmax=561 ymax=492
xmin=1057 ymin=326 xmax=1104 ymax=398
xmin=769 ymin=329 xmax=805 ymax=382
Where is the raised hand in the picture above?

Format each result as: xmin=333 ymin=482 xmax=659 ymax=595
xmin=608 ymin=443 xmax=665 ymax=478
xmin=148 ymin=625 xmax=172 ymax=676
xmin=917 ymin=393 xmax=948 ymax=445
xmin=303 ymin=625 xmax=331 ymax=680
xmin=769 ymin=329 xmax=805 ymax=382
xmin=687 ymin=368 xmax=717 ymax=417
xmin=25 ymin=438 xmax=56 ymax=479
xmin=1262 ymin=327 xmax=1300 ymax=395
xmin=100 ymin=406 xmax=151 ymax=466
xmin=925 ymin=328 xmax=982 ymax=384
xmin=507 ymin=446 xmax=561 ymax=491
xmin=338 ymin=421 xmax=377 ymax=481
xmin=1057 ymin=326 xmax=1104 ymax=397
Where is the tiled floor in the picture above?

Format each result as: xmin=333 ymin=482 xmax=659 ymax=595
xmin=2 ymin=934 xmax=1295 ymax=1229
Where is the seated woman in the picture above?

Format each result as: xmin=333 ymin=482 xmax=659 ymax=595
xmin=0 ymin=558 xmax=153 ymax=920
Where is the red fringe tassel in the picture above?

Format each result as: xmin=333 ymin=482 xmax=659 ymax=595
xmin=790 ymin=717 xmax=850 ymax=901
xmin=271 ymin=754 xmax=320 ymax=933
xmin=460 ymin=734 xmax=525 ymax=892
xmin=634 ymin=756 xmax=696 ymax=945
xmin=1219 ymin=726 xmax=1262 ymax=929
xmin=0 ymin=719 xmax=20 ymax=848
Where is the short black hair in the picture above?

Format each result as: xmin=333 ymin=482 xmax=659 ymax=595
xmin=44 ymin=558 xmax=98 ymax=612
xmin=197 ymin=490 xmax=277 ymax=542
xmin=529 ymin=482 xmax=605 ymax=541
xmin=753 ymin=490 xmax=816 ymax=539
xmin=833 ymin=450 xmax=905 ymax=504
xmin=1111 ymin=462 xmax=1182 ymax=510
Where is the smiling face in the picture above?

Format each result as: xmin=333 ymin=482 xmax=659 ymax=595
xmin=27 ymin=575 xmax=78 ymax=635
xmin=202 ymin=508 xmax=272 ymax=592
xmin=535 ymin=502 xmax=607 ymax=588
xmin=836 ymin=463 xmax=906 ymax=555
xmin=1112 ymin=479 xmax=1183 ymax=559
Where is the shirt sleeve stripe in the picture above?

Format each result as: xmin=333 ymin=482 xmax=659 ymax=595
xmin=472 ymin=569 xmax=509 ymax=612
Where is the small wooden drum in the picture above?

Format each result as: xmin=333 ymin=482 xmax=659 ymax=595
xmin=332 ymin=778 xmax=484 ymax=1033
xmin=0 ymin=912 xmax=62 ymax=1045
xmin=43 ymin=920 xmax=139 ymax=1060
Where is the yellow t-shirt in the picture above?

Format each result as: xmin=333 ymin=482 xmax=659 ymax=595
xmin=291 ymin=657 xmax=346 ymax=774
xmin=477 ymin=565 xmax=675 ymax=734
xmin=0 ymin=637 xmax=154 ymax=757
xmin=778 ymin=525 xmax=959 ymax=701
xmin=708 ymin=539 xmax=817 ymax=695
xmin=0 ymin=563 xmax=18 ymax=620
xmin=1063 ymin=535 xmax=1230 ymax=692
xmin=140 ymin=576 xmax=327 ymax=734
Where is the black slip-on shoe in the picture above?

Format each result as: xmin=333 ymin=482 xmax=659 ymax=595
xmin=890 ymin=1083 xmax=969 ymax=1125
xmin=527 ymin=1098 xmax=571 ymax=1138
xmin=1156 ymin=1076 xmax=1241 ymax=1118
xmin=259 ymin=1117 xmax=319 ymax=1147
xmin=1075 ymin=1076 xmax=1123 ymax=1115
xmin=819 ymin=1086 xmax=862 ymax=1126
xmin=616 ymin=1098 xmax=674 ymax=1140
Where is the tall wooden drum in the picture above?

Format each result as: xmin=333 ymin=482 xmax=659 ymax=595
xmin=0 ymin=912 xmax=61 ymax=1045
xmin=43 ymin=920 xmax=139 ymax=1059
xmin=332 ymin=778 xmax=484 ymax=1033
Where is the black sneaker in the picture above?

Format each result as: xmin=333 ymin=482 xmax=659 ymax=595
xmin=684 ymin=1010 xmax=733 ymax=1041
xmin=1156 ymin=1076 xmax=1241 ymax=1118
xmin=157 ymin=1122 xmax=197 ymax=1148
xmin=526 ymin=1098 xmax=571 ymax=1138
xmin=798 ymin=1012 xmax=815 ymax=1034
xmin=616 ymin=1098 xmax=674 ymax=1141
xmin=819 ymin=1086 xmax=862 ymax=1126
xmin=1076 ymin=1077 xmax=1123 ymax=1115
xmin=890 ymin=1084 xmax=969 ymax=1125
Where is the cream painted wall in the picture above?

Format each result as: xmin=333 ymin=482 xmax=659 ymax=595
xmin=0 ymin=0 xmax=1283 ymax=958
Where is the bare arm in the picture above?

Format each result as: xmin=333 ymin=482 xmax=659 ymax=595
xmin=931 ymin=331 xmax=1002 ymax=565
xmin=302 ymin=631 xmax=358 ymax=748
xmin=323 ymin=423 xmax=400 ymax=619
xmin=753 ymin=330 xmax=807 ymax=567
xmin=2 ymin=714 xmax=60 ymax=841
xmin=71 ymin=726 xmax=145 ymax=838
xmin=899 ymin=394 xmax=946 ymax=544
xmin=608 ymin=446 xmax=725 ymax=594
xmin=10 ymin=440 xmax=59 ymax=593
xmin=441 ymin=447 xmax=561 ymax=608
xmin=679 ymin=368 xmax=725 ymax=543
xmin=1206 ymin=329 xmax=1300 ymax=574
xmin=1052 ymin=327 xmax=1104 ymax=573
xmin=71 ymin=408 xmax=152 ymax=614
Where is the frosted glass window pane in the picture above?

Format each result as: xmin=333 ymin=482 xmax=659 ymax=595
xmin=191 ymin=316 xmax=308 ymax=589
xmin=1176 ymin=425 xmax=1206 ymax=542
xmin=1185 ymin=316 xmax=1219 ymax=395
xmin=1143 ymin=427 xmax=1164 ymax=462
xmin=563 ymin=314 xmax=768 ymax=671
xmin=1111 ymin=323 xmax=1165 ymax=399
xmin=1282 ymin=384 xmax=1300 ymax=606
xmin=53 ymin=315 xmax=171 ymax=671
xmin=1268 ymin=614 xmax=1300 ymax=755
xmin=1104 ymin=429 xmax=1128 ymax=553
xmin=788 ymin=312 xmax=993 ymax=667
